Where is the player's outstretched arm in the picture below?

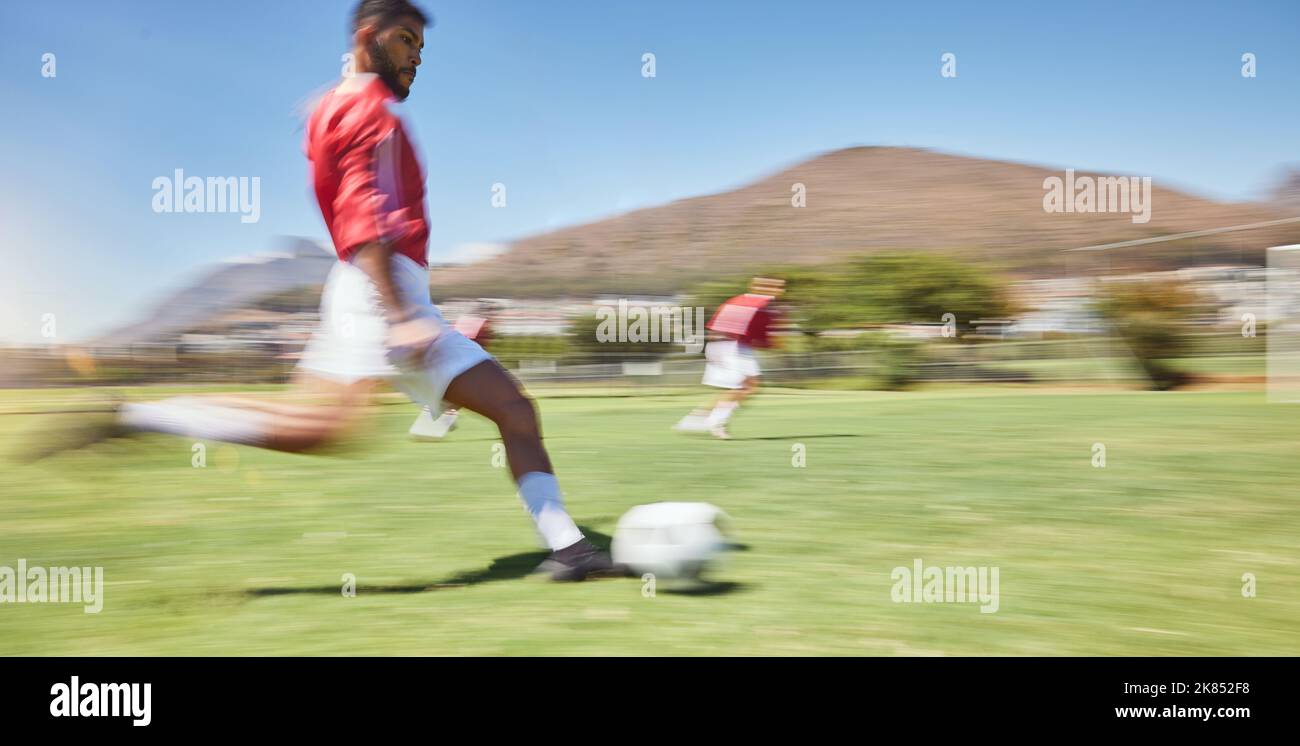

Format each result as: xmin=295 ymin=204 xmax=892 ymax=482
xmin=352 ymin=241 xmax=410 ymax=323
xmin=352 ymin=241 xmax=440 ymax=364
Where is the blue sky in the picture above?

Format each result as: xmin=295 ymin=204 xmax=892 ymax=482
xmin=1 ymin=0 xmax=1297 ymax=342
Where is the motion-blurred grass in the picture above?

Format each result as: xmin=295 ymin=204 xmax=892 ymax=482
xmin=1 ymin=385 xmax=1296 ymax=655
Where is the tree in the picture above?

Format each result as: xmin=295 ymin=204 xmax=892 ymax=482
xmin=1094 ymin=279 xmax=1208 ymax=390
xmin=685 ymin=252 xmax=1018 ymax=336
xmin=838 ymin=252 xmax=1019 ymax=331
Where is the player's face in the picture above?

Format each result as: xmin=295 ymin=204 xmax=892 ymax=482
xmin=368 ymin=17 xmax=424 ymax=100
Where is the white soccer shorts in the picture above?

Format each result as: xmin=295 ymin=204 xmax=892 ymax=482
xmin=298 ymin=254 xmax=492 ymax=408
xmin=701 ymin=340 xmax=760 ymax=390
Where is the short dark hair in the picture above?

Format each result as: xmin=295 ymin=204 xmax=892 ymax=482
xmin=352 ymin=0 xmax=431 ymax=34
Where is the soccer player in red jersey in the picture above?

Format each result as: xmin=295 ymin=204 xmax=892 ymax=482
xmin=675 ymin=277 xmax=785 ymax=439
xmin=28 ymin=0 xmax=615 ymax=581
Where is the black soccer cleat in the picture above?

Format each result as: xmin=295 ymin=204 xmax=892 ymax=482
xmin=535 ymin=539 xmax=624 ymax=582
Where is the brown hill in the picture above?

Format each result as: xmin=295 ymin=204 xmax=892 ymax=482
xmin=430 ymin=146 xmax=1299 ymax=297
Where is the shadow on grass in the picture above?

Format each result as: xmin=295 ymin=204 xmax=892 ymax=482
xmin=662 ymin=581 xmax=747 ymax=596
xmin=734 ymin=434 xmax=863 ymax=441
xmin=244 ymin=551 xmax=549 ymax=597
xmin=243 ymin=527 xmax=621 ymax=598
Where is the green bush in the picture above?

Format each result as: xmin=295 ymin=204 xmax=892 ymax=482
xmin=485 ymin=335 xmax=572 ymax=364
xmin=865 ymin=335 xmax=926 ymax=390
xmin=565 ymin=313 xmax=683 ymax=363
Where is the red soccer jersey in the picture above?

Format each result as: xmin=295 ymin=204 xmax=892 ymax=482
xmin=707 ymin=294 xmax=778 ymax=348
xmin=306 ymin=74 xmax=429 ymax=267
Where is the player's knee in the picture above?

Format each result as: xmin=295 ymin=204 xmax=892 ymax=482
xmin=274 ymin=407 xmax=352 ymax=453
xmin=316 ymin=417 xmax=353 ymax=448
xmin=496 ymin=396 xmax=541 ymax=440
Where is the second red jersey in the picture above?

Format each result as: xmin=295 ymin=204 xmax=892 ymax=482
xmin=707 ymin=294 xmax=778 ymax=348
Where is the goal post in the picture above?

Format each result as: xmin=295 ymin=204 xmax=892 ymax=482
xmin=1267 ymin=245 xmax=1300 ymax=402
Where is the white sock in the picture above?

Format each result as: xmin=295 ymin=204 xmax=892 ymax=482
xmin=516 ymin=471 xmax=583 ymax=551
xmin=119 ymin=398 xmax=271 ymax=446
xmin=708 ymin=401 xmax=739 ymax=427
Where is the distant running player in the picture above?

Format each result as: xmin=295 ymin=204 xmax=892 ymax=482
xmin=674 ymin=277 xmax=784 ymax=439
xmin=409 ymin=302 xmax=495 ymax=440
xmin=25 ymin=0 xmax=617 ymax=581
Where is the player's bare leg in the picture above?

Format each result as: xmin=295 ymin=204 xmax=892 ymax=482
xmin=19 ymin=375 xmax=372 ymax=461
xmin=443 ymin=359 xmax=617 ymax=580
xmin=443 ymin=361 xmax=550 ymax=478
xmin=675 ymin=377 xmax=758 ymax=438
xmin=705 ymin=376 xmax=758 ymax=439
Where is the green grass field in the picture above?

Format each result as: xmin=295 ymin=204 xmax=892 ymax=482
xmin=2 ymin=385 xmax=1297 ymax=655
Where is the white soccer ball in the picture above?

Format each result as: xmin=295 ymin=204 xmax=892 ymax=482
xmin=612 ymin=502 xmax=731 ymax=582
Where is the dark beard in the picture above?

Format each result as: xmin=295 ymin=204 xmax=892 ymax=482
xmin=369 ymin=40 xmax=409 ymax=100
